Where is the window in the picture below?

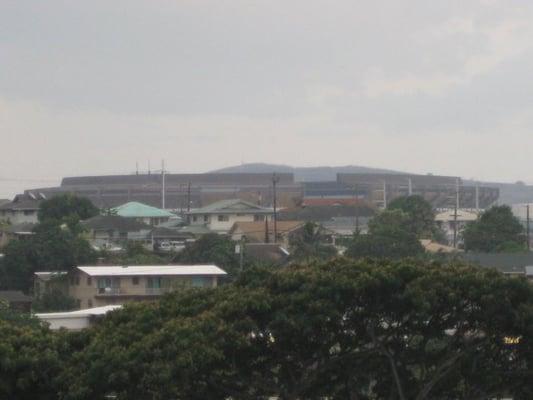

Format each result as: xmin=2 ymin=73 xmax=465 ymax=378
xmin=97 ymin=277 xmax=120 ymax=294
xmin=88 ymin=299 xmax=93 ymax=308
xmin=76 ymin=299 xmax=81 ymax=309
xmin=147 ymin=277 xmax=162 ymax=288
xmin=192 ymin=276 xmax=209 ymax=288
xmin=192 ymin=216 xmax=197 ymax=222
xmin=217 ymin=215 xmax=229 ymax=222
xmin=203 ymin=215 xmax=209 ymax=222
xmin=75 ymin=277 xmax=80 ymax=286
xmin=132 ymin=276 xmax=139 ymax=285
xmin=254 ymin=215 xmax=265 ymax=222
xmin=23 ymin=210 xmax=34 ymax=216
xmin=87 ymin=277 xmax=92 ymax=286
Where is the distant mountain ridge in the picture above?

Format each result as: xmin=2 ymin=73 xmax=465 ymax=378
xmin=211 ymin=163 xmax=407 ymax=182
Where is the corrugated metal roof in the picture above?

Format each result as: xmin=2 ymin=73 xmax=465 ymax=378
xmin=77 ymin=265 xmax=227 ymax=277
xmin=36 ymin=305 xmax=122 ymax=319
xmin=112 ymin=202 xmax=175 ymax=218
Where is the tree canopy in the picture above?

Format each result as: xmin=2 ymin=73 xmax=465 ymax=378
xmin=463 ymin=205 xmax=526 ymax=252
xmin=1 ymin=259 xmax=532 ymax=399
xmin=173 ymin=233 xmax=241 ymax=278
xmin=38 ymin=194 xmax=99 ymax=225
xmin=345 ymin=209 xmax=425 ymax=259
xmin=388 ymin=195 xmax=441 ymax=239
xmin=290 ymin=222 xmax=337 ymax=263
xmin=0 ymin=221 xmax=96 ymax=292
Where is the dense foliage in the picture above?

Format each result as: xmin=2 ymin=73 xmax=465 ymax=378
xmin=388 ymin=195 xmax=444 ymax=241
xmin=346 ymin=209 xmax=425 ymax=259
xmin=290 ymin=222 xmax=337 ymax=263
xmin=0 ymin=221 xmax=96 ymax=292
xmin=0 ymin=195 xmax=102 ymax=292
xmin=463 ymin=205 xmax=526 ymax=252
xmin=173 ymin=233 xmax=241 ymax=277
xmin=38 ymin=194 xmax=99 ymax=226
xmin=2 ymin=260 xmax=532 ymax=399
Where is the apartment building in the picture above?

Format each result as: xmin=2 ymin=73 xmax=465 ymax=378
xmin=67 ymin=265 xmax=227 ymax=309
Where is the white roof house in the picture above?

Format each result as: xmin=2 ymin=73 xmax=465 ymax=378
xmin=36 ymin=305 xmax=122 ymax=331
xmin=76 ymin=265 xmax=227 ymax=277
xmin=186 ymin=199 xmax=274 ymax=233
xmin=435 ymin=209 xmax=479 ymax=223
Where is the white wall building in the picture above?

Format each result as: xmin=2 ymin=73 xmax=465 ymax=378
xmin=435 ymin=209 xmax=479 ymax=246
xmin=187 ymin=199 xmax=274 ymax=233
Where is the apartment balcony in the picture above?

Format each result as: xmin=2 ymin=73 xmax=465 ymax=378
xmin=95 ymin=287 xmax=173 ymax=297
xmin=96 ymin=287 xmax=122 ymax=296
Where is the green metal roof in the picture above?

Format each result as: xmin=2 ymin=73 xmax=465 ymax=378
xmin=112 ymin=202 xmax=175 ymax=218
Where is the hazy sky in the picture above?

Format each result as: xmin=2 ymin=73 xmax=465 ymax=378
xmin=2 ymin=0 xmax=533 ymax=197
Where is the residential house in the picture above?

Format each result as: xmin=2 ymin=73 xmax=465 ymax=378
xmin=112 ymin=202 xmax=177 ymax=226
xmin=244 ymin=243 xmax=290 ymax=266
xmin=229 ymin=220 xmax=305 ymax=248
xmin=0 ymin=291 xmax=33 ymax=312
xmin=36 ymin=305 xmax=121 ymax=331
xmin=0 ymin=192 xmax=45 ymax=225
xmin=187 ymin=199 xmax=274 ymax=233
xmin=82 ymin=215 xmax=152 ymax=249
xmin=420 ymin=239 xmax=461 ymax=254
xmin=67 ymin=265 xmax=227 ymax=309
xmin=435 ymin=209 xmax=479 ymax=246
xmin=321 ymin=217 xmax=370 ymax=236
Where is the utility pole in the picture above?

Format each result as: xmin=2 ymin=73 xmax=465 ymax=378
xmin=161 ymin=159 xmax=166 ymax=209
xmin=408 ymin=177 xmax=413 ymax=196
xmin=187 ymin=181 xmax=191 ymax=212
xmin=239 ymin=237 xmax=245 ymax=272
xmin=272 ymin=173 xmax=279 ymax=243
xmin=475 ymin=182 xmax=480 ymax=213
xmin=453 ymin=178 xmax=459 ymax=249
xmin=354 ymin=184 xmax=360 ymax=234
xmin=382 ymin=181 xmax=387 ymax=209
xmin=527 ymin=204 xmax=530 ymax=251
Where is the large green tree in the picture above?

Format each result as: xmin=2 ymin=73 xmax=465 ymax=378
xmin=38 ymin=194 xmax=98 ymax=226
xmin=345 ymin=209 xmax=425 ymax=259
xmin=463 ymin=205 xmax=525 ymax=252
xmin=173 ymin=233 xmax=241 ymax=278
xmin=0 ymin=221 xmax=96 ymax=292
xmin=388 ymin=195 xmax=442 ymax=240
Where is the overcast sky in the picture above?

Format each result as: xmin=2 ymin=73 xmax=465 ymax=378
xmin=2 ymin=0 xmax=533 ymax=197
